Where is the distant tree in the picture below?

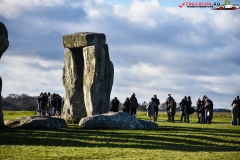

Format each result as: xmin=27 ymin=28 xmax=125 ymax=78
xmin=2 ymin=93 xmax=37 ymax=110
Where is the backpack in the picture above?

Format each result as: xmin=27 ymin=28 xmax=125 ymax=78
xmin=169 ymin=100 xmax=176 ymax=113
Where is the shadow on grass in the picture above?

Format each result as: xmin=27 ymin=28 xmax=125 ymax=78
xmin=1 ymin=124 xmax=240 ymax=152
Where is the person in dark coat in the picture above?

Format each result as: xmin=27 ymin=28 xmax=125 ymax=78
xmin=123 ymin=97 xmax=131 ymax=113
xmin=166 ymin=94 xmax=173 ymax=122
xmin=196 ymin=98 xmax=202 ymax=123
xmin=130 ymin=93 xmax=138 ymax=116
xmin=169 ymin=99 xmax=176 ymax=122
xmin=205 ymin=97 xmax=213 ymax=124
xmin=50 ymin=93 xmax=58 ymax=116
xmin=56 ymin=94 xmax=62 ymax=116
xmin=153 ymin=95 xmax=160 ymax=122
xmin=41 ymin=92 xmax=48 ymax=116
xmin=231 ymin=95 xmax=240 ymax=126
xmin=180 ymin=96 xmax=187 ymax=122
xmin=111 ymin=97 xmax=119 ymax=112
xmin=185 ymin=96 xmax=192 ymax=123
xmin=37 ymin=93 xmax=43 ymax=113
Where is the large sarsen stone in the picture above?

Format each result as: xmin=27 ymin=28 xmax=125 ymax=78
xmin=79 ymin=112 xmax=159 ymax=130
xmin=83 ymin=44 xmax=114 ymax=116
xmin=62 ymin=48 xmax=87 ymax=122
xmin=0 ymin=22 xmax=9 ymax=59
xmin=0 ymin=22 xmax=9 ymax=127
xmin=4 ymin=116 xmax=68 ymax=129
xmin=63 ymin=32 xmax=106 ymax=49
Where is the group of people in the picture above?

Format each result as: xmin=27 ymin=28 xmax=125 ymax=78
xmin=37 ymin=92 xmax=63 ymax=117
xmin=231 ymin=95 xmax=240 ymax=126
xmin=111 ymin=93 xmax=139 ymax=116
xmin=111 ymin=93 xmax=215 ymax=124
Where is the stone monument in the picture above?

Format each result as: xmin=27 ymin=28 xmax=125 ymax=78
xmin=62 ymin=32 xmax=114 ymax=122
xmin=0 ymin=22 xmax=9 ymax=127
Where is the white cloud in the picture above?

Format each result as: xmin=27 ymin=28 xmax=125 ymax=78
xmin=0 ymin=54 xmax=64 ymax=97
xmin=0 ymin=0 xmax=239 ymax=109
xmin=0 ymin=0 xmax=66 ymax=19
xmin=113 ymin=0 xmax=166 ymax=27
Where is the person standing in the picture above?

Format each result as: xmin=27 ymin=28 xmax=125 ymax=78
xmin=180 ymin=96 xmax=187 ymax=122
xmin=146 ymin=98 xmax=156 ymax=122
xmin=37 ymin=93 xmax=43 ymax=114
xmin=166 ymin=94 xmax=173 ymax=122
xmin=130 ymin=93 xmax=138 ymax=116
xmin=123 ymin=97 xmax=131 ymax=113
xmin=231 ymin=95 xmax=240 ymax=126
xmin=196 ymin=98 xmax=202 ymax=123
xmin=111 ymin=97 xmax=119 ymax=112
xmin=56 ymin=94 xmax=62 ymax=117
xmin=169 ymin=99 xmax=176 ymax=122
xmin=185 ymin=96 xmax=192 ymax=123
xmin=205 ymin=97 xmax=213 ymax=124
xmin=153 ymin=95 xmax=160 ymax=122
xmin=41 ymin=92 xmax=48 ymax=116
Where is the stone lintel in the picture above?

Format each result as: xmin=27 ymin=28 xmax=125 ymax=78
xmin=63 ymin=32 xmax=106 ymax=49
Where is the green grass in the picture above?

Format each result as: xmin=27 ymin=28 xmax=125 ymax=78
xmin=0 ymin=111 xmax=239 ymax=159
xmin=3 ymin=110 xmax=36 ymax=120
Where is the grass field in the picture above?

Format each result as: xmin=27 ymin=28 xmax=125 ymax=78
xmin=1 ymin=111 xmax=240 ymax=159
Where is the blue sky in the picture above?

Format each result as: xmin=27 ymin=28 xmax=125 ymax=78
xmin=0 ymin=0 xmax=240 ymax=109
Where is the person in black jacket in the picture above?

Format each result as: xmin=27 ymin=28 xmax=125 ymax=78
xmin=185 ymin=96 xmax=192 ymax=123
xmin=153 ymin=95 xmax=160 ymax=122
xmin=205 ymin=97 xmax=213 ymax=124
xmin=37 ymin=93 xmax=43 ymax=113
xmin=196 ymin=98 xmax=202 ymax=123
xmin=180 ymin=96 xmax=187 ymax=122
xmin=130 ymin=93 xmax=138 ymax=116
xmin=41 ymin=92 xmax=48 ymax=116
xmin=123 ymin=97 xmax=131 ymax=113
xmin=50 ymin=93 xmax=58 ymax=116
xmin=111 ymin=97 xmax=119 ymax=112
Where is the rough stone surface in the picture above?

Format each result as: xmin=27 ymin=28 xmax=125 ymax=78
xmin=0 ymin=77 xmax=3 ymax=126
xmin=79 ymin=112 xmax=159 ymax=130
xmin=0 ymin=22 xmax=9 ymax=127
xmin=62 ymin=48 xmax=87 ymax=122
xmin=0 ymin=22 xmax=9 ymax=59
xmin=83 ymin=44 xmax=114 ymax=116
xmin=63 ymin=32 xmax=106 ymax=49
xmin=4 ymin=116 xmax=68 ymax=129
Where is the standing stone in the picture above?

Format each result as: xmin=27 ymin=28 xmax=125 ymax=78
xmin=62 ymin=48 xmax=86 ymax=122
xmin=83 ymin=44 xmax=114 ymax=116
xmin=0 ymin=22 xmax=9 ymax=127
xmin=62 ymin=32 xmax=114 ymax=122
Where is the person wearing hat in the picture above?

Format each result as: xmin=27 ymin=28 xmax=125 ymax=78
xmin=179 ymin=96 xmax=187 ymax=122
xmin=166 ymin=94 xmax=173 ymax=122
xmin=196 ymin=98 xmax=202 ymax=123
xmin=231 ymin=95 xmax=240 ymax=126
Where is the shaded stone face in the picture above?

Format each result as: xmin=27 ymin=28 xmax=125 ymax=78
xmin=63 ymin=32 xmax=106 ymax=49
xmin=83 ymin=44 xmax=114 ymax=116
xmin=62 ymin=49 xmax=87 ymax=122
xmin=0 ymin=22 xmax=9 ymax=127
xmin=0 ymin=22 xmax=9 ymax=59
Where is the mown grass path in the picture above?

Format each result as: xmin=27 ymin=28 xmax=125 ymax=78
xmin=1 ymin=111 xmax=239 ymax=159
